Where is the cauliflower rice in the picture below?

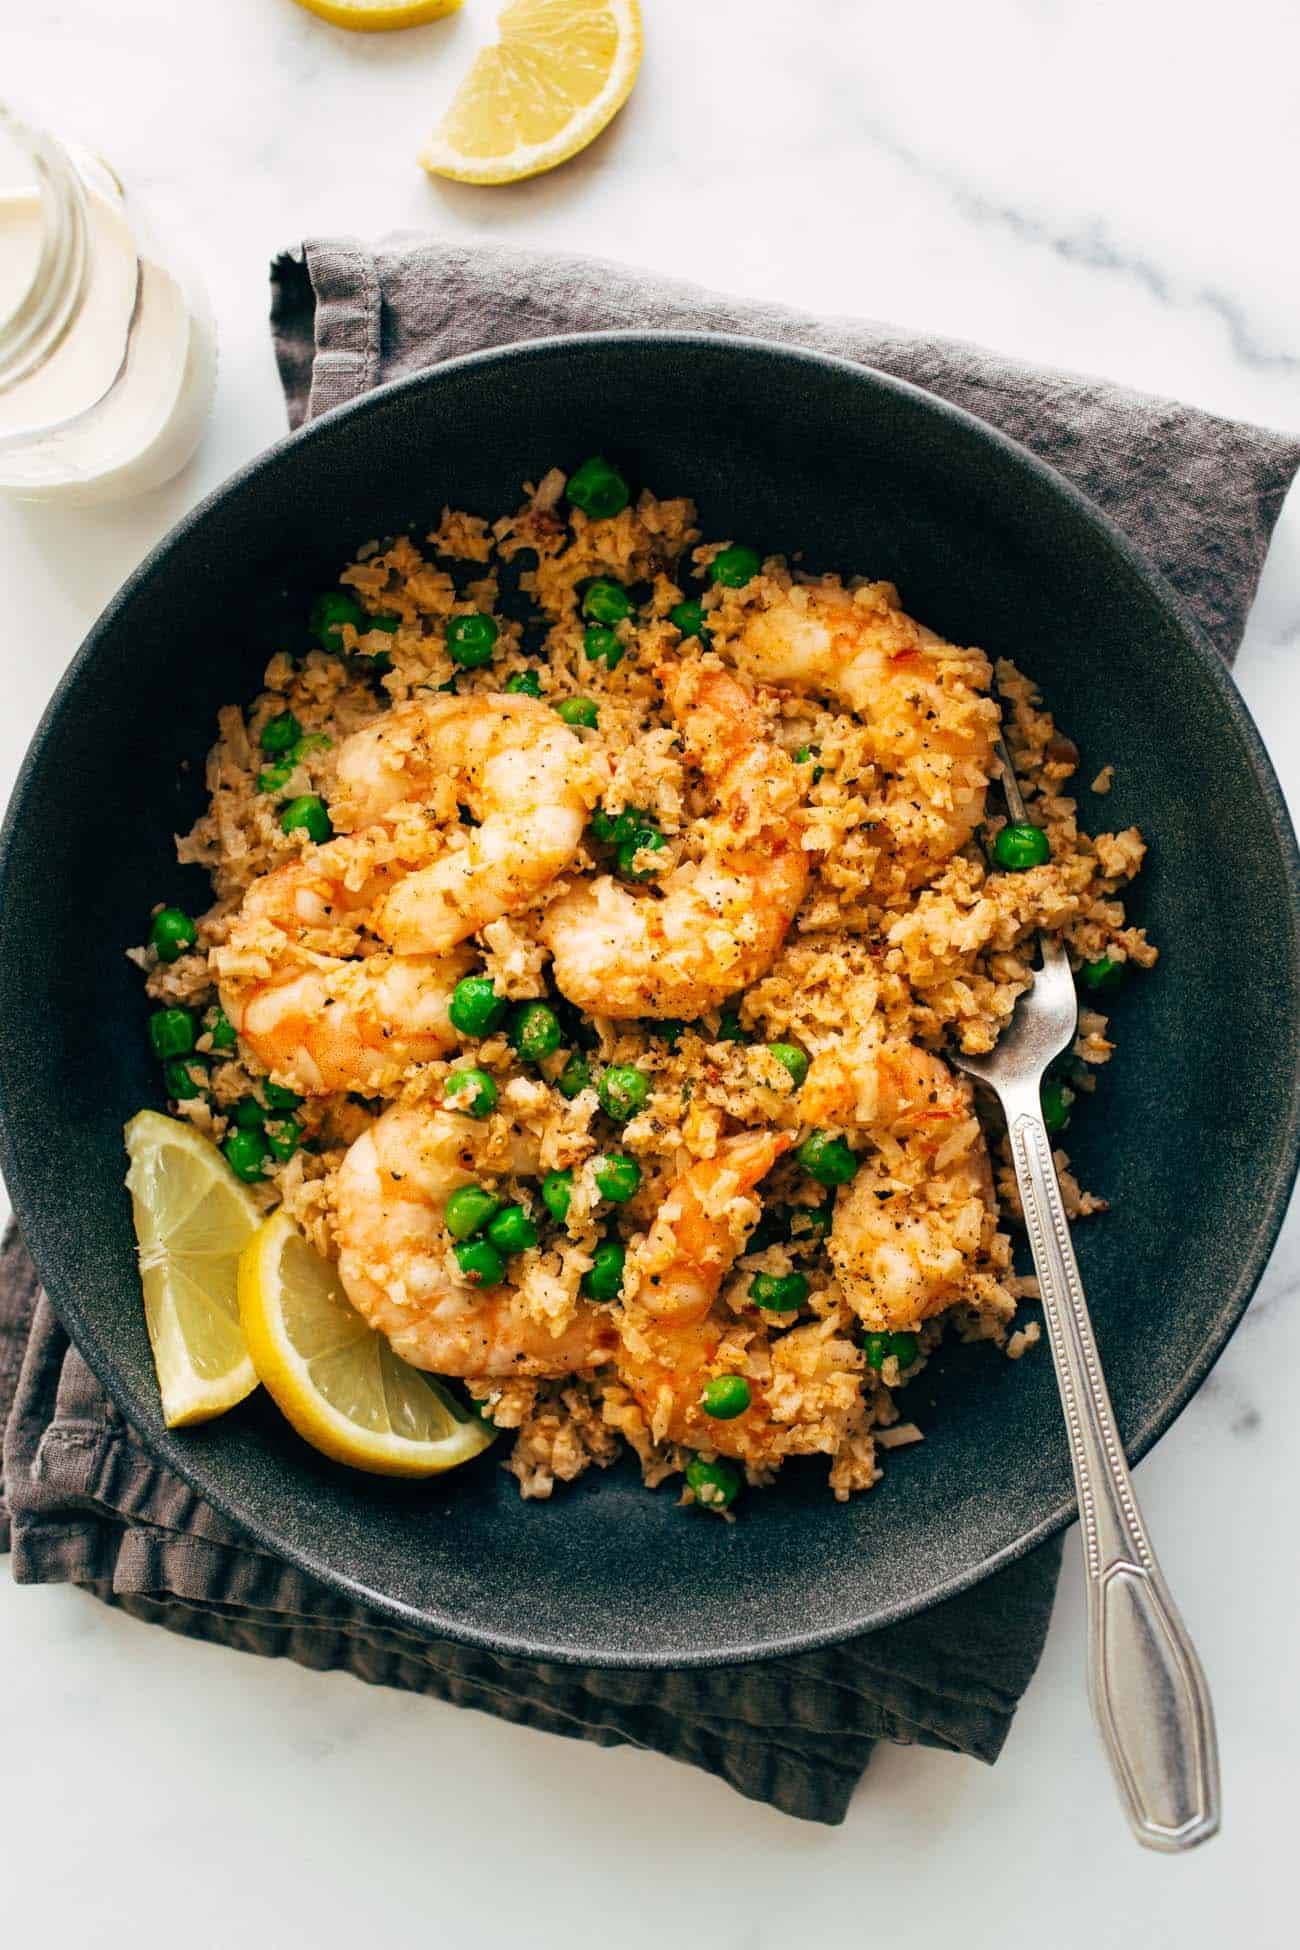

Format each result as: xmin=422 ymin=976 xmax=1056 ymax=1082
xmin=132 ymin=465 xmax=1154 ymax=1510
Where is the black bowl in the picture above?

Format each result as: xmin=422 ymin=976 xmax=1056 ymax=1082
xmin=2 ymin=334 xmax=1297 ymax=1667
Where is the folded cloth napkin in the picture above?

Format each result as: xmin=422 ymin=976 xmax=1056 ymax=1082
xmin=4 ymin=240 xmax=1297 ymax=1827
xmin=1 ymin=1231 xmax=1061 ymax=1823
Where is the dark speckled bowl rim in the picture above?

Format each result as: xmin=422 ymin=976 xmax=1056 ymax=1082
xmin=3 ymin=330 xmax=1299 ymax=1668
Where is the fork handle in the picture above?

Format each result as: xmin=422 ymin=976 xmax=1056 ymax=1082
xmin=1000 ymin=1086 xmax=1220 ymax=1850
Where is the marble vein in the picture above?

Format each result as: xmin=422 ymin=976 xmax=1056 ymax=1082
xmin=853 ymin=111 xmax=1300 ymax=378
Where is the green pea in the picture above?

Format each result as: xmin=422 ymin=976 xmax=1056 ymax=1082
xmin=863 ymin=1330 xmax=919 ymax=1370
xmin=556 ymin=697 xmax=599 ymax=729
xmin=582 ymin=1238 xmax=626 ymax=1302
xmin=148 ymin=1008 xmax=195 ymax=1061
xmin=263 ymin=1081 xmax=302 ymax=1111
xmin=796 ymin=1130 xmax=857 ymax=1186
xmin=566 ymin=456 xmax=630 ymax=520
xmin=616 ymin=827 xmax=667 ymax=880
xmin=1079 ymin=955 xmax=1124 ymax=993
xmin=446 ymin=614 xmax=499 ymax=667
xmin=669 ymin=599 xmax=707 ymax=640
xmin=510 ymin=1002 xmax=562 ymax=1063
xmin=590 ymin=806 xmax=640 ymax=846
xmin=1041 ymin=1079 xmax=1070 ymax=1135
xmin=449 ymin=976 xmax=507 ymax=1038
xmin=701 ymin=1374 xmax=752 ymax=1419
xmin=889 ymin=1331 xmax=919 ymax=1368
xmin=444 ymin=1185 xmax=502 ymax=1240
xmin=652 ymin=1018 xmax=684 ymax=1048
xmin=685 ymin=1454 xmax=740 ymax=1510
xmin=750 ymin=1271 xmax=809 ymax=1312
xmin=557 ymin=1053 xmax=593 ymax=1100
xmin=367 ymin=613 xmax=401 ymax=636
xmin=717 ymin=1007 xmax=747 ymax=1044
xmin=310 ymin=591 xmax=365 ymax=654
xmin=789 ymin=1202 xmax=832 ymax=1241
xmin=264 ymin=1116 xmax=303 ymax=1163
xmin=207 ymin=1007 xmax=237 ymax=1052
xmin=709 ymin=545 xmax=761 ymax=589
xmin=541 ymin=1169 xmax=573 ymax=1225
xmin=581 ymin=579 xmax=632 ymax=625
xmin=149 ymin=906 xmax=197 ymax=963
xmin=583 ymin=623 xmax=625 ymax=669
xmin=257 ymin=761 xmax=296 ymax=795
xmin=280 ymin=795 xmax=332 ymax=843
xmin=163 ymin=1056 xmax=209 ymax=1101
xmin=594 ymin=1153 xmax=641 ymax=1203
xmin=598 ymin=1065 xmax=649 ymax=1121
xmin=992 ymin=822 xmax=1051 ymax=871
xmin=455 ymin=1237 xmax=506 ymax=1287
xmin=486 ymin=1204 xmax=539 ymax=1254
xmin=446 ymin=1066 xmax=498 ymax=1118
xmin=231 ymin=1099 xmax=265 ymax=1129
xmin=223 ymin=1126 xmax=268 ymax=1183
xmin=862 ymin=1331 xmax=891 ymax=1371
xmin=768 ymin=1042 xmax=808 ymax=1089
xmin=292 ymin=732 xmax=332 ymax=759
xmin=259 ymin=711 xmax=302 ymax=756
xmin=505 ymin=669 xmax=542 ymax=697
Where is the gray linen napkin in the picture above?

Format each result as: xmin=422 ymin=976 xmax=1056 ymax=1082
xmin=0 ymin=1230 xmax=1060 ymax=1822
xmin=3 ymin=240 xmax=1297 ymax=1826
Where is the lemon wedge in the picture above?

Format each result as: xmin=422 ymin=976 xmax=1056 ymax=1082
xmin=238 ymin=1211 xmax=496 ymax=1478
xmin=420 ymin=0 xmax=643 ymax=185
xmin=124 ymin=1111 xmax=262 ymax=1428
xmin=291 ymin=0 xmax=463 ymax=29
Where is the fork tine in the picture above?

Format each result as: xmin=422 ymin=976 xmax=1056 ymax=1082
xmin=950 ymin=711 xmax=1078 ymax=1082
xmin=994 ymin=730 xmax=1031 ymax=826
xmin=1036 ymin=933 xmax=1075 ymax=987
xmin=990 ymin=683 xmax=1072 ymax=1002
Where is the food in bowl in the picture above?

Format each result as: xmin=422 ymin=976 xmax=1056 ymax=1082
xmin=126 ymin=458 xmax=1154 ymax=1511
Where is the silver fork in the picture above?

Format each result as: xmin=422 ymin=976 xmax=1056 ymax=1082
xmin=952 ymin=734 xmax=1220 ymax=1851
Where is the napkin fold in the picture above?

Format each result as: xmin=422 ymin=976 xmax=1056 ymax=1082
xmin=4 ymin=237 xmax=1297 ymax=1826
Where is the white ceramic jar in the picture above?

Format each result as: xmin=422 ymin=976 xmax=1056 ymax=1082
xmin=0 ymin=105 xmax=216 ymax=504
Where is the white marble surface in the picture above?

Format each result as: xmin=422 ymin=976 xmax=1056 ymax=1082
xmin=2 ymin=2 xmax=1298 ymax=1944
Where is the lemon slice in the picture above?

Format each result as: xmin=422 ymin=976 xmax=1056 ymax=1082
xmin=291 ymin=0 xmax=463 ymax=29
xmin=420 ymin=0 xmax=643 ymax=185
xmin=238 ymin=1211 xmax=495 ymax=1478
xmin=124 ymin=1111 xmax=262 ymax=1428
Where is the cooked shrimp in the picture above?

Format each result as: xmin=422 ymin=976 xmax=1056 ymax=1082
xmin=215 ymin=831 xmax=474 ymax=1096
xmin=818 ymin=1042 xmax=999 ymax=1333
xmin=542 ymin=664 xmax=809 ymax=1018
xmin=618 ymin=1131 xmax=860 ymax=1467
xmin=734 ymin=579 xmax=997 ymax=880
xmin=800 ymin=1036 xmax=972 ymax=1133
xmin=335 ymin=1105 xmax=618 ymax=1377
xmin=333 ymin=694 xmax=601 ymax=955
xmin=618 ymin=1132 xmax=790 ymax=1461
xmin=218 ymin=690 xmax=596 ymax=1093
